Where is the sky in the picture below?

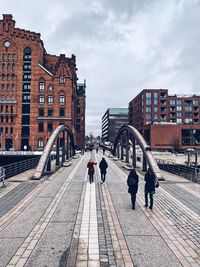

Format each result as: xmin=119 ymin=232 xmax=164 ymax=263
xmin=1 ymin=0 xmax=200 ymax=136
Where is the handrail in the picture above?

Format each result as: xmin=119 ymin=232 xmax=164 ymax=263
xmin=0 ymin=156 xmax=40 ymax=179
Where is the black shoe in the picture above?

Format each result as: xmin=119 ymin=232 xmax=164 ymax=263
xmin=144 ymin=205 xmax=148 ymax=208
xmin=132 ymin=207 xmax=135 ymax=210
xmin=149 ymin=206 xmax=153 ymax=210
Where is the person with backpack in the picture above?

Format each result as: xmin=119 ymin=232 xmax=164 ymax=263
xmin=99 ymin=157 xmax=108 ymax=183
xmin=127 ymin=169 xmax=139 ymax=210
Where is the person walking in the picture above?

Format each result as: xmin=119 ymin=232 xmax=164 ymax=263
xmin=99 ymin=157 xmax=108 ymax=183
xmin=127 ymin=169 xmax=139 ymax=210
xmin=87 ymin=159 xmax=97 ymax=183
xmin=144 ymin=168 xmax=156 ymax=210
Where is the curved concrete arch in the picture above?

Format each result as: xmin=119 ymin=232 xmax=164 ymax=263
xmin=113 ymin=125 xmax=162 ymax=180
xmin=33 ymin=125 xmax=75 ymax=180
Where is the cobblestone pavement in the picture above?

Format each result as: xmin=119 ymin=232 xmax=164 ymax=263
xmin=0 ymin=151 xmax=200 ymax=267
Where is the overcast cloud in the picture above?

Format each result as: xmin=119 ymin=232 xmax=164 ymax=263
xmin=1 ymin=0 xmax=200 ymax=135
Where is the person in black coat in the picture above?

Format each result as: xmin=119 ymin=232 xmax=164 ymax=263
xmin=144 ymin=168 xmax=156 ymax=210
xmin=99 ymin=157 xmax=108 ymax=183
xmin=127 ymin=169 xmax=139 ymax=210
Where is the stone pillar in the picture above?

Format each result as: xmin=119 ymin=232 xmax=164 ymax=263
xmin=142 ymin=154 xmax=147 ymax=172
xmin=187 ymin=152 xmax=190 ymax=166
xmin=195 ymin=152 xmax=198 ymax=167
xmin=120 ymin=134 xmax=123 ymax=160
xmin=132 ymin=138 xmax=136 ymax=168
xmin=62 ymin=131 xmax=65 ymax=163
xmin=126 ymin=131 xmax=129 ymax=163
xmin=66 ymin=134 xmax=69 ymax=160
xmin=117 ymin=143 xmax=120 ymax=158
xmin=46 ymin=156 xmax=51 ymax=172
xmin=56 ymin=137 xmax=60 ymax=166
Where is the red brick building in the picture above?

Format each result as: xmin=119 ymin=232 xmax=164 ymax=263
xmin=0 ymin=14 xmax=86 ymax=151
xmin=129 ymin=89 xmax=200 ymax=150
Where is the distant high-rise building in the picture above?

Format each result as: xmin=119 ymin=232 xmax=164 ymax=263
xmin=0 ymin=14 xmax=86 ymax=151
xmin=102 ymin=108 xmax=129 ymax=144
xmin=129 ymin=89 xmax=200 ymax=150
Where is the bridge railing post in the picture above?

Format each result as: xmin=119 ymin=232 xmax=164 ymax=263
xmin=132 ymin=138 xmax=136 ymax=168
xmin=46 ymin=156 xmax=51 ymax=172
xmin=120 ymin=134 xmax=123 ymax=160
xmin=125 ymin=131 xmax=129 ymax=163
xmin=62 ymin=132 xmax=65 ymax=163
xmin=56 ymin=137 xmax=60 ymax=166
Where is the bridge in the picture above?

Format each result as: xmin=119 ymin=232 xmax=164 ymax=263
xmin=0 ymin=126 xmax=200 ymax=267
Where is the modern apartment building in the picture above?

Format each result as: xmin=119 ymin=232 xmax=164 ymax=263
xmin=0 ymin=14 xmax=86 ymax=151
xmin=129 ymin=89 xmax=200 ymax=150
xmin=102 ymin=108 xmax=129 ymax=144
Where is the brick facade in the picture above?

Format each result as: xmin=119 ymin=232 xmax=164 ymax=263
xmin=129 ymin=89 xmax=200 ymax=150
xmin=0 ymin=14 xmax=86 ymax=151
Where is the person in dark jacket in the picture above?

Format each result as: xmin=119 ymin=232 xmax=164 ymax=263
xmin=144 ymin=168 xmax=156 ymax=210
xmin=87 ymin=159 xmax=97 ymax=183
xmin=99 ymin=157 xmax=108 ymax=183
xmin=127 ymin=169 xmax=139 ymax=210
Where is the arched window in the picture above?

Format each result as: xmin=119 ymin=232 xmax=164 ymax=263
xmin=39 ymin=78 xmax=45 ymax=91
xmin=59 ymin=95 xmax=65 ymax=104
xmin=23 ymin=47 xmax=32 ymax=60
xmin=7 ymin=63 xmax=10 ymax=72
xmin=48 ymin=84 xmax=53 ymax=91
xmin=48 ymin=95 xmax=54 ymax=104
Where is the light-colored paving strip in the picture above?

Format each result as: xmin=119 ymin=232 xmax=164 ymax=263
xmin=107 ymin=157 xmax=200 ymax=267
xmin=6 ymin=156 xmax=84 ymax=267
xmin=177 ymin=183 xmax=200 ymax=199
xmin=0 ymin=181 xmax=49 ymax=231
xmin=77 ymin=178 xmax=100 ymax=266
xmin=102 ymin=184 xmax=134 ymax=267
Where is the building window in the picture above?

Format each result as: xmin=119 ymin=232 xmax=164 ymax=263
xmin=7 ymin=74 xmax=10 ymax=81
xmin=10 ymin=127 xmax=13 ymax=134
xmin=39 ymin=108 xmax=44 ymax=116
xmin=59 ymin=95 xmax=65 ymax=103
xmin=59 ymin=76 xmax=66 ymax=84
xmin=2 ymin=63 xmax=5 ymax=71
xmin=0 ymin=105 xmax=3 ymax=112
xmin=146 ymin=99 xmax=151 ymax=105
xmin=154 ymin=107 xmax=158 ymax=112
xmin=48 ymin=84 xmax=53 ymax=91
xmin=154 ymin=92 xmax=158 ymax=98
xmin=146 ymin=92 xmax=151 ymax=99
xmin=177 ymin=106 xmax=182 ymax=111
xmin=11 ymin=116 xmax=13 ymax=123
xmin=47 ymin=122 xmax=53 ymax=132
xmin=146 ymin=107 xmax=151 ymax=112
xmin=3 ymin=54 xmax=6 ymax=61
xmin=12 ymin=64 xmax=15 ymax=72
xmin=7 ymin=63 xmax=10 ymax=72
xmin=146 ymin=114 xmax=151 ymax=120
xmin=48 ymin=109 xmax=53 ymax=116
xmin=185 ymin=118 xmax=192 ymax=124
xmin=12 ymin=84 xmax=15 ymax=91
xmin=38 ymin=123 xmax=44 ymax=132
xmin=6 ymin=84 xmax=10 ymax=91
xmin=38 ymin=139 xmax=44 ymax=148
xmin=48 ymin=95 xmax=54 ymax=103
xmin=154 ymin=114 xmax=158 ymax=120
xmin=2 ymin=74 xmax=5 ymax=81
xmin=177 ymin=112 xmax=182 ymax=118
xmin=177 ymin=118 xmax=182 ymax=124
xmin=12 ymin=54 xmax=16 ymax=61
xmin=59 ymin=108 xmax=65 ymax=116
xmin=6 ymin=105 xmax=8 ymax=112
xmin=170 ymin=100 xmax=176 ymax=105
xmin=39 ymin=78 xmax=45 ymax=91
xmin=1 ymin=84 xmax=4 ymax=91
xmin=39 ymin=95 xmax=45 ymax=103
xmin=193 ymin=100 xmax=198 ymax=106
xmin=5 ymin=127 xmax=8 ymax=134
xmin=6 ymin=96 xmax=9 ymax=101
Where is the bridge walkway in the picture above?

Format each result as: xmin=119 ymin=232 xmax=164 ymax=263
xmin=0 ymin=151 xmax=199 ymax=267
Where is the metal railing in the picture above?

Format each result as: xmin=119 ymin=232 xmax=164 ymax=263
xmin=156 ymin=158 xmax=200 ymax=182
xmin=1 ymin=156 xmax=40 ymax=180
xmin=0 ymin=166 xmax=5 ymax=187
